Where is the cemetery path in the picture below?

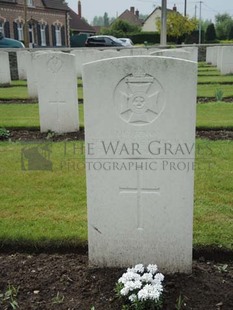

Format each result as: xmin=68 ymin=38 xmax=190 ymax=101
xmin=0 ymin=251 xmax=233 ymax=310
xmin=4 ymin=129 xmax=233 ymax=142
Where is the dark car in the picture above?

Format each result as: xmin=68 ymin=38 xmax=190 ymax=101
xmin=0 ymin=33 xmax=25 ymax=48
xmin=85 ymin=35 xmax=125 ymax=47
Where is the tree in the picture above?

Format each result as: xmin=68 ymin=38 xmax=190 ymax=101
xmin=215 ymin=13 xmax=233 ymax=40
xmin=92 ymin=14 xmax=115 ymax=27
xmin=103 ymin=12 xmax=109 ymax=27
xmin=205 ymin=23 xmax=217 ymax=42
xmin=92 ymin=16 xmax=104 ymax=26
xmin=156 ymin=12 xmax=198 ymax=41
xmin=228 ymin=25 xmax=233 ymax=40
xmin=100 ymin=19 xmax=141 ymax=37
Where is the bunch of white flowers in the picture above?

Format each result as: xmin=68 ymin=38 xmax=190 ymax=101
xmin=116 ymin=264 xmax=164 ymax=309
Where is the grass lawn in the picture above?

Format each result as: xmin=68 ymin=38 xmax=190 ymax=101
xmin=0 ymin=102 xmax=232 ymax=130
xmin=197 ymin=84 xmax=233 ymax=98
xmin=0 ymin=139 xmax=232 ymax=249
xmin=0 ymin=86 xmax=29 ymax=99
xmin=0 ymin=104 xmax=84 ymax=128
xmin=0 ymin=141 xmax=87 ymax=246
xmin=0 ymin=83 xmax=83 ymax=100
xmin=196 ymin=102 xmax=233 ymax=129
xmin=198 ymin=75 xmax=233 ymax=84
xmin=194 ymin=139 xmax=233 ymax=248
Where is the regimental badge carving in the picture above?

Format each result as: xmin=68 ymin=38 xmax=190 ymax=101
xmin=47 ymin=55 xmax=63 ymax=73
xmin=114 ymin=71 xmax=165 ymax=125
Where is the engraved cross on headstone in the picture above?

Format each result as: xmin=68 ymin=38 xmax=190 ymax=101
xmin=119 ymin=171 xmax=160 ymax=230
xmin=49 ymin=88 xmax=67 ymax=126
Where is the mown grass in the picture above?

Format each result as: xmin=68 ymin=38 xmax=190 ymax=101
xmin=198 ymin=75 xmax=233 ymax=84
xmin=0 ymin=83 xmax=83 ymax=100
xmin=0 ymin=102 xmax=232 ymax=130
xmin=0 ymin=140 xmax=232 ymax=249
xmin=197 ymin=84 xmax=233 ymax=98
xmin=0 ymin=86 xmax=29 ymax=99
xmin=0 ymin=141 xmax=87 ymax=245
xmin=0 ymin=104 xmax=84 ymax=128
xmin=194 ymin=139 xmax=233 ymax=248
xmin=196 ymin=102 xmax=233 ymax=129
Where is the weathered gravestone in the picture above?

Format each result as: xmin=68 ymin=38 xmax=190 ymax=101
xmin=220 ymin=46 xmax=233 ymax=74
xmin=83 ymin=56 xmax=197 ymax=273
xmin=34 ymin=52 xmax=79 ymax=133
xmin=150 ymin=48 xmax=198 ymax=62
xmin=0 ymin=51 xmax=11 ymax=84
xmin=27 ymin=52 xmax=38 ymax=98
xmin=17 ymin=50 xmax=30 ymax=80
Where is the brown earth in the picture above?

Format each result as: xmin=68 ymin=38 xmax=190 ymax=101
xmin=0 ymin=250 xmax=233 ymax=310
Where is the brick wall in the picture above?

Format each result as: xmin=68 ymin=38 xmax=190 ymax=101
xmin=0 ymin=1 xmax=68 ymax=47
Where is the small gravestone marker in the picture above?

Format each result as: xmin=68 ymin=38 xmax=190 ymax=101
xmin=17 ymin=50 xmax=30 ymax=80
xmin=83 ymin=56 xmax=197 ymax=273
xmin=35 ymin=52 xmax=79 ymax=133
xmin=0 ymin=51 xmax=11 ymax=84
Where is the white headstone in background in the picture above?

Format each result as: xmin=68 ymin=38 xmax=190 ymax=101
xmin=17 ymin=50 xmax=30 ymax=80
xmin=27 ymin=52 xmax=38 ymax=98
xmin=83 ymin=56 xmax=197 ymax=273
xmin=183 ymin=47 xmax=198 ymax=62
xmin=0 ymin=51 xmax=11 ymax=84
xmin=206 ymin=47 xmax=214 ymax=64
xmin=72 ymin=49 xmax=103 ymax=78
xmin=220 ymin=46 xmax=233 ymax=74
xmin=150 ymin=48 xmax=197 ymax=62
xmin=35 ymin=52 xmax=79 ymax=133
xmin=217 ymin=46 xmax=223 ymax=70
xmin=211 ymin=46 xmax=218 ymax=66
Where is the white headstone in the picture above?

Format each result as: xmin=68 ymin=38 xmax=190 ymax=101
xmin=0 ymin=51 xmax=11 ymax=84
xmin=72 ymin=49 xmax=104 ymax=78
xmin=150 ymin=48 xmax=197 ymax=62
xmin=220 ymin=46 xmax=233 ymax=74
xmin=206 ymin=46 xmax=214 ymax=64
xmin=83 ymin=56 xmax=197 ymax=273
xmin=35 ymin=52 xmax=79 ymax=133
xmin=17 ymin=50 xmax=31 ymax=80
xmin=27 ymin=52 xmax=38 ymax=98
xmin=217 ymin=46 xmax=223 ymax=70
xmin=211 ymin=46 xmax=218 ymax=66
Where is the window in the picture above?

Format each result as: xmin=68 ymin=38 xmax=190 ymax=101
xmin=40 ymin=24 xmax=46 ymax=46
xmin=0 ymin=22 xmax=4 ymax=36
xmin=27 ymin=0 xmax=34 ymax=7
xmin=17 ymin=22 xmax=24 ymax=41
xmin=28 ymin=24 xmax=34 ymax=44
xmin=55 ymin=24 xmax=61 ymax=46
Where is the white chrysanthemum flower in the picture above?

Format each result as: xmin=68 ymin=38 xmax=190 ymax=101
xmin=129 ymin=293 xmax=137 ymax=302
xmin=118 ymin=271 xmax=141 ymax=284
xmin=153 ymin=272 xmax=164 ymax=282
xmin=147 ymin=264 xmax=158 ymax=274
xmin=138 ymin=284 xmax=152 ymax=301
xmin=124 ymin=280 xmax=142 ymax=292
xmin=120 ymin=287 xmax=129 ymax=296
xmin=141 ymin=272 xmax=153 ymax=283
xmin=134 ymin=264 xmax=144 ymax=273
xmin=151 ymin=282 xmax=163 ymax=293
xmin=138 ymin=283 xmax=162 ymax=301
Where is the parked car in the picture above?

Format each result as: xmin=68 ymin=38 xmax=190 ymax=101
xmin=85 ymin=35 xmax=125 ymax=47
xmin=119 ymin=38 xmax=134 ymax=47
xmin=0 ymin=33 xmax=25 ymax=48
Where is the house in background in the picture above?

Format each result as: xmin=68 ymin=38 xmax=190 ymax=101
xmin=142 ymin=5 xmax=178 ymax=32
xmin=117 ymin=6 xmax=143 ymax=27
xmin=0 ymin=0 xmax=69 ymax=47
xmin=69 ymin=1 xmax=95 ymax=36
